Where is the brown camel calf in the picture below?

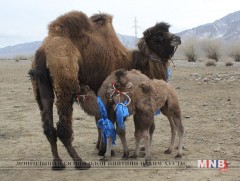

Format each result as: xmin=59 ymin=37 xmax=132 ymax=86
xmin=79 ymin=69 xmax=184 ymax=163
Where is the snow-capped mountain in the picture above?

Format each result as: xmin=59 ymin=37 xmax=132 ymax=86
xmin=177 ymin=10 xmax=240 ymax=41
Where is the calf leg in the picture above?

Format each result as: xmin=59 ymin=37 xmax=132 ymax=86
xmin=100 ymin=137 xmax=112 ymax=160
xmin=164 ymin=117 xmax=177 ymax=154
xmin=142 ymin=129 xmax=151 ymax=165
xmin=149 ymin=122 xmax=155 ymax=145
xmin=140 ymin=122 xmax=155 ymax=151
xmin=173 ymin=115 xmax=184 ymax=158
xmin=116 ymin=127 xmax=129 ymax=159
xmin=132 ymin=112 xmax=153 ymax=161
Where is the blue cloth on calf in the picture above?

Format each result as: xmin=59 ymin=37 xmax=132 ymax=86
xmin=97 ymin=118 xmax=116 ymax=145
xmin=115 ymin=100 xmax=129 ymax=129
xmin=97 ymin=96 xmax=116 ymax=145
xmin=154 ymin=108 xmax=161 ymax=116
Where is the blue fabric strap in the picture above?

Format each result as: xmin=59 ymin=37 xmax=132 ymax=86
xmin=97 ymin=118 xmax=116 ymax=145
xmin=115 ymin=100 xmax=129 ymax=129
xmin=154 ymin=109 xmax=161 ymax=116
xmin=97 ymin=96 xmax=116 ymax=145
xmin=167 ymin=67 xmax=171 ymax=79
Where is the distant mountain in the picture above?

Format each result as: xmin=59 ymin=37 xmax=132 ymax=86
xmin=177 ymin=10 xmax=240 ymax=41
xmin=0 ymin=34 xmax=137 ymax=59
xmin=0 ymin=41 xmax=42 ymax=58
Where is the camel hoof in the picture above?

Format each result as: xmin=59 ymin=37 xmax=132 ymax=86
xmin=111 ymin=150 xmax=115 ymax=156
xmin=98 ymin=150 xmax=115 ymax=156
xmin=164 ymin=149 xmax=172 ymax=154
xmin=175 ymin=154 xmax=182 ymax=159
xmin=96 ymin=141 xmax=100 ymax=150
xmin=130 ymin=154 xmax=138 ymax=159
xmin=143 ymin=159 xmax=151 ymax=167
xmin=98 ymin=149 xmax=106 ymax=156
xmin=52 ymin=158 xmax=65 ymax=170
xmin=100 ymin=156 xmax=110 ymax=161
xmin=122 ymin=152 xmax=130 ymax=159
xmin=74 ymin=161 xmax=91 ymax=170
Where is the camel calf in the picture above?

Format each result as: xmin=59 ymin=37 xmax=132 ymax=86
xmin=79 ymin=69 xmax=184 ymax=163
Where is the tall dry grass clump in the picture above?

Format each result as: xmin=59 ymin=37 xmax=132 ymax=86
xmin=182 ymin=38 xmax=198 ymax=62
xmin=229 ymin=42 xmax=240 ymax=62
xmin=201 ymin=39 xmax=222 ymax=62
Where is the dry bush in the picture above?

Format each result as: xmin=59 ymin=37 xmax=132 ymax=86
xmin=229 ymin=42 xmax=240 ymax=62
xmin=201 ymin=39 xmax=222 ymax=62
xmin=182 ymin=38 xmax=198 ymax=62
xmin=13 ymin=55 xmax=33 ymax=62
xmin=205 ymin=59 xmax=216 ymax=66
xmin=225 ymin=61 xmax=233 ymax=66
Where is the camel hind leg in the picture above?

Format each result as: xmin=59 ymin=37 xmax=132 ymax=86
xmin=163 ymin=116 xmax=177 ymax=154
xmin=30 ymin=50 xmax=65 ymax=170
xmin=173 ymin=114 xmax=184 ymax=158
xmin=161 ymin=106 xmax=184 ymax=158
xmin=37 ymin=80 xmax=66 ymax=169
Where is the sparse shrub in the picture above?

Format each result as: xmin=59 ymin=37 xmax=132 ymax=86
xmin=225 ymin=61 xmax=233 ymax=66
xmin=229 ymin=42 xmax=240 ymax=62
xmin=13 ymin=55 xmax=33 ymax=62
xmin=202 ymin=39 xmax=222 ymax=62
xmin=182 ymin=38 xmax=198 ymax=62
xmin=205 ymin=59 xmax=216 ymax=66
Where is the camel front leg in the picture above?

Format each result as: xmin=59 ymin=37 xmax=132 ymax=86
xmin=100 ymin=137 xmax=112 ymax=161
xmin=56 ymin=93 xmax=90 ymax=169
xmin=116 ymin=127 xmax=129 ymax=159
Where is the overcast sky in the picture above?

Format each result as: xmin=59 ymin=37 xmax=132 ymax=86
xmin=0 ymin=0 xmax=240 ymax=48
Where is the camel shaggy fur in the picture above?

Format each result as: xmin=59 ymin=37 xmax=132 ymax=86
xmin=29 ymin=10 xmax=181 ymax=169
xmin=79 ymin=69 xmax=184 ymax=164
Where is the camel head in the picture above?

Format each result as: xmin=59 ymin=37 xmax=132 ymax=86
xmin=138 ymin=22 xmax=181 ymax=62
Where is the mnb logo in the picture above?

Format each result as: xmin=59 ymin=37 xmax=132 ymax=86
xmin=198 ymin=160 xmax=228 ymax=172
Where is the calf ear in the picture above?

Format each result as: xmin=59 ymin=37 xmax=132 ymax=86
xmin=125 ymin=82 xmax=133 ymax=89
xmin=139 ymin=83 xmax=152 ymax=94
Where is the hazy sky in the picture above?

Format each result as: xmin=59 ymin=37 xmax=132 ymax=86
xmin=0 ymin=0 xmax=240 ymax=48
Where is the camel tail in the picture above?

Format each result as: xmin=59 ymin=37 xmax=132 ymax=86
xmin=29 ymin=48 xmax=54 ymax=109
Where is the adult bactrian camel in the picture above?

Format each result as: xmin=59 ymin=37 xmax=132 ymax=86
xmin=29 ymin=10 xmax=181 ymax=170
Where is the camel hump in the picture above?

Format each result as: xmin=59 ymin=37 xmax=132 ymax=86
xmin=90 ymin=13 xmax=113 ymax=26
xmin=139 ymin=82 xmax=153 ymax=94
xmin=48 ymin=11 xmax=92 ymax=37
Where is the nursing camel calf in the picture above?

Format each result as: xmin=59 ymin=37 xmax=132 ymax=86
xmin=79 ymin=69 xmax=184 ymax=164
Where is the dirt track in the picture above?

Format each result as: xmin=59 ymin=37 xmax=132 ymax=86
xmin=0 ymin=60 xmax=240 ymax=180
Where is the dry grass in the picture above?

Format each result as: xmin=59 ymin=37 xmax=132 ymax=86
xmin=205 ymin=59 xmax=216 ymax=66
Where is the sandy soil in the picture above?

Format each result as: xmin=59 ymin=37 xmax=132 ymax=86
xmin=0 ymin=60 xmax=240 ymax=180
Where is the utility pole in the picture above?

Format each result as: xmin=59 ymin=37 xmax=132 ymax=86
xmin=133 ymin=16 xmax=140 ymax=45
